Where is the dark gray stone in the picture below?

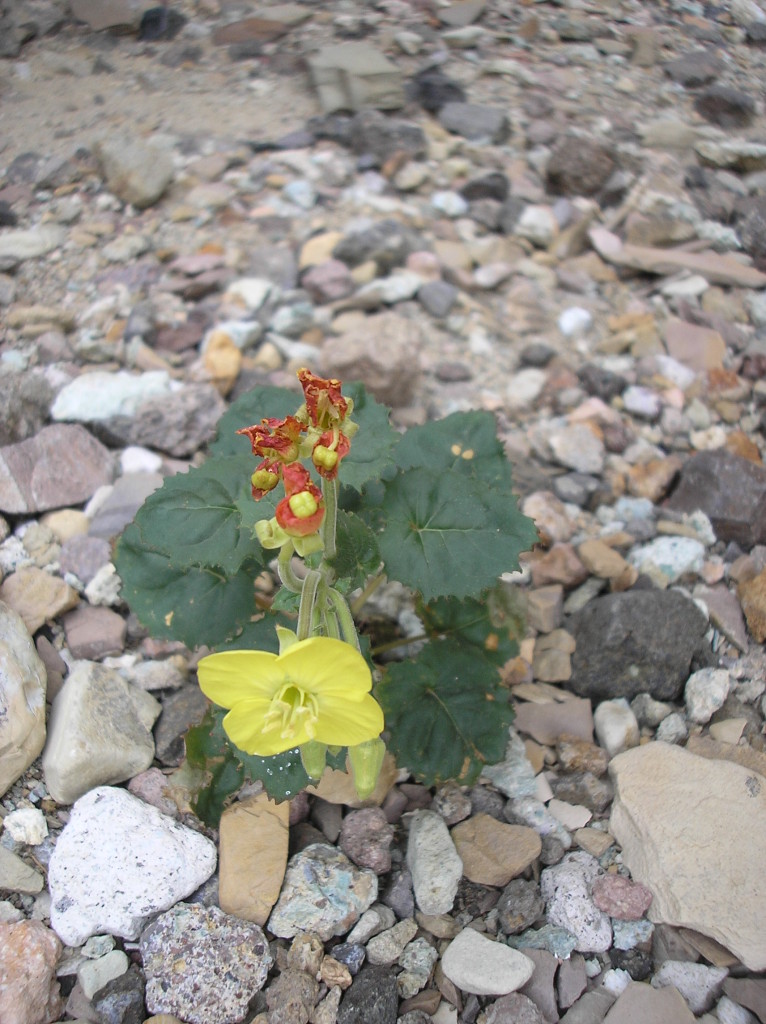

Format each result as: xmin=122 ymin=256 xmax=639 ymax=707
xmin=93 ymin=965 xmax=145 ymax=1024
xmin=546 ymin=136 xmax=617 ymax=198
xmin=417 ymin=280 xmax=457 ymax=318
xmin=337 ymin=965 xmax=398 ymax=1024
xmin=460 ymin=172 xmax=510 ymax=202
xmin=497 ymin=878 xmax=545 ymax=936
xmin=332 ymin=219 xmax=422 ymax=273
xmin=738 ymin=196 xmax=766 ymax=270
xmin=694 ymin=85 xmax=756 ymax=127
xmin=154 ymin=685 xmax=210 ymax=765
xmin=550 ymin=772 xmax=613 ymax=815
xmin=348 ymin=110 xmax=427 ymax=165
xmin=331 ymin=943 xmax=366 ymax=975
xmin=663 ymin=50 xmax=723 ymax=86
xmin=438 ymin=103 xmax=511 ymax=144
xmin=382 ymin=868 xmax=414 ymax=919
xmin=407 ymin=67 xmax=466 ymax=113
xmin=664 ymin=448 xmax=766 ymax=548
xmin=569 ymin=590 xmax=708 ymax=701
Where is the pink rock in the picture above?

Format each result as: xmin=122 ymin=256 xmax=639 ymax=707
xmin=339 ymin=807 xmax=394 ymax=874
xmin=591 ymin=873 xmax=653 ymax=920
xmin=301 ymin=259 xmax=354 ymax=303
xmin=63 ymin=605 xmax=127 ymax=659
xmin=0 ymin=920 xmax=63 ymax=1024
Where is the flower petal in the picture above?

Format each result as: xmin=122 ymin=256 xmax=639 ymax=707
xmin=277 ymin=637 xmax=373 ymax=698
xmin=312 ymin=693 xmax=384 ymax=746
xmin=197 ymin=650 xmax=285 ymax=708
xmin=223 ymin=700 xmax=313 ymax=757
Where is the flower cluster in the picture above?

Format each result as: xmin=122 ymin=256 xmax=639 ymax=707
xmin=238 ymin=370 xmax=355 ymax=554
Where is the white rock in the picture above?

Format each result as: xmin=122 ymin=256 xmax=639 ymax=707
xmin=48 ymin=786 xmax=217 ymax=946
xmin=609 ymin=742 xmax=766 ymax=970
xmin=548 ymin=423 xmax=605 ymax=475
xmin=716 ymin=995 xmax=760 ymax=1024
xmin=601 ymin=968 xmax=632 ymax=996
xmin=0 ymin=225 xmax=65 ymax=263
xmin=78 ymin=949 xmax=129 ymax=999
xmin=516 ymin=205 xmax=559 ymax=248
xmin=622 ymin=385 xmax=662 ymax=420
xmin=119 ymin=447 xmax=163 ymax=474
xmin=627 ymin=536 xmax=706 ymax=587
xmin=223 ymin=279 xmax=275 ymax=312
xmin=651 ymin=960 xmax=728 ymax=1015
xmin=51 ymin=370 xmax=175 ymax=423
xmin=558 ymin=306 xmax=592 ymax=336
xmin=684 ymin=668 xmax=731 ymax=724
xmin=441 ymin=929 xmax=534 ymax=995
xmin=548 ymin=799 xmax=592 ymax=830
xmin=0 ymin=601 xmax=47 ymax=797
xmin=540 ymin=852 xmax=612 ymax=953
xmin=42 ymin=661 xmax=161 ymax=804
xmin=431 ymin=191 xmax=469 ymax=218
xmin=84 ymin=564 xmax=122 ymax=607
xmin=2 ymin=807 xmax=48 ymax=845
xmin=593 ymin=699 xmax=640 ymax=757
xmin=506 ymin=368 xmax=547 ymax=411
xmin=406 ymin=810 xmax=463 ymax=915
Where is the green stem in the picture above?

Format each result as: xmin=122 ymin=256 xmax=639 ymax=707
xmin=277 ymin=542 xmax=303 ymax=593
xmin=321 ymin=477 xmax=339 ymax=561
xmin=350 ymin=572 xmax=386 ymax=617
xmin=297 ymin=569 xmax=321 ymax=641
xmin=324 ymin=607 xmax=341 ymax=639
xmin=328 ymin=588 xmax=361 ymax=651
xmin=370 ymin=633 xmax=428 ymax=657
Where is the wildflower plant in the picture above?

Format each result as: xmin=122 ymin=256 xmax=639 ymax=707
xmin=115 ymin=370 xmax=538 ymax=823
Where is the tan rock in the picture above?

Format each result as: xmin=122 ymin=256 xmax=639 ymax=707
xmin=573 ymin=827 xmax=614 ymax=858
xmin=41 ymin=510 xmax=90 ymax=543
xmin=320 ymin=312 xmax=421 ymax=407
xmin=609 ymin=742 xmax=766 ymax=970
xmin=450 ymin=814 xmax=541 ymax=887
xmin=307 ymin=752 xmax=398 ymax=807
xmin=685 ymin=734 xmax=766 ymax=778
xmin=514 ymin=697 xmax=594 ymax=745
xmin=0 ymin=567 xmax=78 ymax=634
xmin=602 ymin=980 xmax=694 ymax=1023
xmin=202 ymin=328 xmax=242 ymax=396
xmin=577 ymin=539 xmax=630 ymax=580
xmin=219 ymin=793 xmax=289 ymax=927
xmin=532 ymin=629 xmax=576 ymax=683
xmin=664 ymin=318 xmax=726 ymax=373
xmin=626 ymin=456 xmax=683 ymax=502
xmin=0 ymin=919 xmax=63 ymax=1024
xmin=299 ymin=231 xmax=343 ymax=269
xmin=0 ymin=601 xmax=47 ymax=797
xmin=739 ymin=568 xmax=766 ymax=642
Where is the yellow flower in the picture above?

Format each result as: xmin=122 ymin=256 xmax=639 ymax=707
xmin=197 ymin=637 xmax=384 ymax=757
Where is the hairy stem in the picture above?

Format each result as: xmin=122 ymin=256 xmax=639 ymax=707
xmin=328 ymin=587 xmax=361 ymax=651
xmin=277 ymin=542 xmax=303 ymax=593
xmin=297 ymin=569 xmax=321 ymax=641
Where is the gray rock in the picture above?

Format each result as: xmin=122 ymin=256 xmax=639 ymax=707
xmin=307 ymin=44 xmax=405 ymax=114
xmin=694 ymin=85 xmax=756 ymax=128
xmin=546 ymin=136 xmax=617 ymax=197
xmin=337 ymin=965 xmax=398 ymax=1024
xmin=685 ymin=667 xmax=731 ymax=724
xmin=559 ymin=990 xmax=615 ymax=1024
xmin=93 ymin=134 xmax=174 ymax=209
xmin=569 ymin=589 xmax=709 ymax=701
xmin=0 ymin=425 xmax=115 ymax=515
xmin=48 ymin=786 xmax=216 ymax=946
xmin=481 ymin=729 xmax=538 ymax=799
xmin=268 ymin=843 xmax=377 ymax=940
xmin=664 ymin=449 xmax=766 ymax=549
xmin=441 ymin=928 xmax=535 ymax=995
xmin=540 ymin=852 xmax=612 ymax=953
xmin=0 ymin=845 xmax=44 ymax=893
xmin=418 ymin=280 xmax=458 ymax=318
xmin=0 ymin=601 xmax=47 ymax=797
xmin=141 ymin=903 xmax=271 ymax=1024
xmin=438 ymin=102 xmax=511 ymax=143
xmin=663 ymin=50 xmax=723 ymax=87
xmin=0 ymin=225 xmax=65 ymax=266
xmin=406 ymin=809 xmax=463 ymax=915
xmin=349 ymin=110 xmax=427 ymax=165
xmin=153 ymin=684 xmax=209 ymax=766
xmin=91 ymin=964 xmax=145 ymax=1024
xmin=98 ymin=383 xmax=229 ymax=457
xmin=332 ymin=219 xmax=422 ymax=273
xmin=59 ymin=535 xmax=112 ymax=585
xmin=42 ymin=660 xmax=160 ymax=804
xmin=0 ymin=370 xmax=54 ymax=446
xmin=497 ymin=878 xmax=545 ymax=935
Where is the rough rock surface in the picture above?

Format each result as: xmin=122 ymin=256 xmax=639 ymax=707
xmin=0 ymin=601 xmax=47 ymax=796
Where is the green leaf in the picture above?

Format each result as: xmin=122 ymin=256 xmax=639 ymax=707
xmin=115 ymin=523 xmax=259 ymax=648
xmin=394 ymin=410 xmax=513 ymax=491
xmin=340 ymin=382 xmax=399 ymax=492
xmin=184 ymin=706 xmax=244 ymax=826
xmin=133 ymin=456 xmax=270 ymax=574
xmin=329 ymin=510 xmax=381 ymax=589
xmin=209 ymin=384 xmax=298 ymax=456
xmin=419 ymin=585 xmax=524 ymax=667
xmin=377 ymin=468 xmax=538 ymax=601
xmin=211 ymin=611 xmax=294 ymax=653
xmin=377 ymin=639 xmax=514 ymax=786
xmin=237 ymin=748 xmax=311 ymax=802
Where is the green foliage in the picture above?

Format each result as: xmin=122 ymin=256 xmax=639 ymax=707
xmin=116 ymin=378 xmax=538 ymax=807
xmin=376 ymin=639 xmax=515 ymax=786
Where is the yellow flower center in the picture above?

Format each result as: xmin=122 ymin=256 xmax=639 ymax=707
xmin=288 ymin=491 xmax=319 ymax=519
xmin=261 ymin=682 xmax=320 ymax=741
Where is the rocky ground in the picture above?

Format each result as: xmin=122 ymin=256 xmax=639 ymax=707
xmin=2 ymin=0 xmax=766 ymax=1022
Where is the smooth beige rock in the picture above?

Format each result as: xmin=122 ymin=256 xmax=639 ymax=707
xmin=577 ymin=539 xmax=631 ymax=580
xmin=219 ymin=793 xmax=289 ymax=926
xmin=0 ymin=601 xmax=47 ymax=797
xmin=0 ymin=846 xmax=44 ymax=893
xmin=451 ymin=814 xmax=541 ymax=887
xmin=307 ymin=752 xmax=398 ymax=807
xmin=0 ymin=567 xmax=79 ymax=634
xmin=609 ymin=742 xmax=766 ymax=970
xmin=514 ymin=697 xmax=594 ymax=745
xmin=603 ymin=980 xmax=694 ymax=1023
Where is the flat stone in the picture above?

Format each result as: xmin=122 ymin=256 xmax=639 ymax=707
xmin=441 ymin=929 xmax=535 ymax=996
xmin=62 ymin=604 xmax=127 ymax=659
xmin=366 ymin=918 xmax=418 ymax=966
xmin=0 ymin=424 xmax=114 ymax=515
xmin=651 ymin=961 xmax=727 ymax=1015
xmin=548 ymin=424 xmax=605 ymax=474
xmin=94 ymin=134 xmax=174 ymax=209
xmin=0 ymin=567 xmax=79 ymax=635
xmin=665 ymin=319 xmax=726 ymax=372
xmin=602 ymin=980 xmax=694 ymax=1023
xmin=695 ymin=584 xmax=749 ymax=650
xmin=664 ymin=449 xmax=766 ymax=549
xmin=268 ymin=844 xmax=377 ymax=940
xmin=560 ymin=990 xmax=616 ymax=1023
xmin=451 ymin=815 xmax=541 ymax=887
xmin=48 ymin=786 xmax=216 ymax=946
xmin=71 ymin=0 xmax=146 ymax=30
xmin=569 ymin=590 xmax=708 ymax=701
xmin=141 ymin=904 xmax=272 ymax=1024
xmin=514 ymin=698 xmax=594 ymax=745
xmin=0 ymin=845 xmax=44 ymax=893
xmin=0 ymin=920 xmax=63 ymax=1024
xmin=722 ymin=978 xmax=766 ymax=1023
xmin=557 ymin=954 xmax=588 ymax=1010
xmin=609 ymin=742 xmax=766 ymax=970
xmin=42 ymin=660 xmax=160 ymax=804
xmin=87 ymin=471 xmax=162 ymax=540
xmin=0 ymin=601 xmax=47 ymax=797
xmin=307 ymin=43 xmax=405 ymax=114
xmin=52 ymin=370 xmax=176 ymax=423
xmin=577 ymin=540 xmax=631 ymax=581
xmin=481 ymin=729 xmax=538 ymax=799
xmin=218 ymin=792 xmax=289 ymax=926
xmin=406 ymin=809 xmax=463 ymax=915
xmin=438 ymin=103 xmax=511 ymax=144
